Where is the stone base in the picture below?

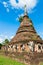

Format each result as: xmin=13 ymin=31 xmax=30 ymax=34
xmin=5 ymin=51 xmax=43 ymax=65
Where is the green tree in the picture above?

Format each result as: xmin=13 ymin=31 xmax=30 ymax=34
xmin=3 ymin=39 xmax=9 ymax=45
xmin=0 ymin=43 xmax=2 ymax=49
xmin=19 ymin=16 xmax=23 ymax=23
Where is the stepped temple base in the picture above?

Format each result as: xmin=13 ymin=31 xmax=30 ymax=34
xmin=5 ymin=51 xmax=43 ymax=65
xmin=2 ymin=7 xmax=43 ymax=65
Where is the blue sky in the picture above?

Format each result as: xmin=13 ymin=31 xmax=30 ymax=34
xmin=0 ymin=0 xmax=43 ymax=42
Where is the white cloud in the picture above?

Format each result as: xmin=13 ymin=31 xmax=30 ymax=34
xmin=0 ymin=34 xmax=14 ymax=43
xmin=10 ymin=36 xmax=14 ymax=39
xmin=16 ymin=17 xmax=19 ymax=21
xmin=18 ymin=13 xmax=24 ymax=17
xmin=9 ymin=0 xmax=38 ymax=10
xmin=3 ymin=1 xmax=8 ymax=8
xmin=6 ymin=8 xmax=9 ymax=12
xmin=16 ymin=13 xmax=24 ymax=21
xmin=2 ymin=1 xmax=9 ymax=12
xmin=0 ymin=38 xmax=3 ymax=43
xmin=1 ymin=0 xmax=38 ymax=13
xmin=0 ymin=34 xmax=10 ymax=43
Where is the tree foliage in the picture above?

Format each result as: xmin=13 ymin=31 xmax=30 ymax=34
xmin=2 ymin=39 xmax=9 ymax=45
xmin=0 ymin=43 xmax=2 ymax=49
xmin=19 ymin=16 xmax=23 ymax=23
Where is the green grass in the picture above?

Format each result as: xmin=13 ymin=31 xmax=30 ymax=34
xmin=0 ymin=54 xmax=43 ymax=65
xmin=0 ymin=55 xmax=25 ymax=65
xmin=39 ymin=62 xmax=43 ymax=65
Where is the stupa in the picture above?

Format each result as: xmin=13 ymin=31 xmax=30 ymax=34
xmin=6 ymin=5 xmax=43 ymax=53
xmin=4 ymin=5 xmax=43 ymax=65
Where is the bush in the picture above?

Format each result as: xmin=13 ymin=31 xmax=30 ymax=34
xmin=19 ymin=16 xmax=23 ymax=23
xmin=0 ymin=43 xmax=2 ymax=49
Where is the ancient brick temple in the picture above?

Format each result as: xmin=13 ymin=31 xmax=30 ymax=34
xmin=6 ymin=6 xmax=43 ymax=53
xmin=7 ymin=14 xmax=43 ymax=53
xmin=3 ymin=5 xmax=43 ymax=65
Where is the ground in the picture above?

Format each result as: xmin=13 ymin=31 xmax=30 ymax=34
xmin=0 ymin=55 xmax=43 ymax=65
xmin=0 ymin=51 xmax=43 ymax=65
xmin=0 ymin=55 xmax=25 ymax=65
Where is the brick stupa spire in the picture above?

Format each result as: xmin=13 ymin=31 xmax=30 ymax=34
xmin=6 ymin=5 xmax=43 ymax=53
xmin=10 ymin=6 xmax=42 ymax=44
xmin=4 ymin=5 xmax=43 ymax=65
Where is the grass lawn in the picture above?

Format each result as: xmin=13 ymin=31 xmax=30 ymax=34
xmin=39 ymin=62 xmax=43 ymax=65
xmin=0 ymin=55 xmax=25 ymax=65
xmin=0 ymin=54 xmax=43 ymax=65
